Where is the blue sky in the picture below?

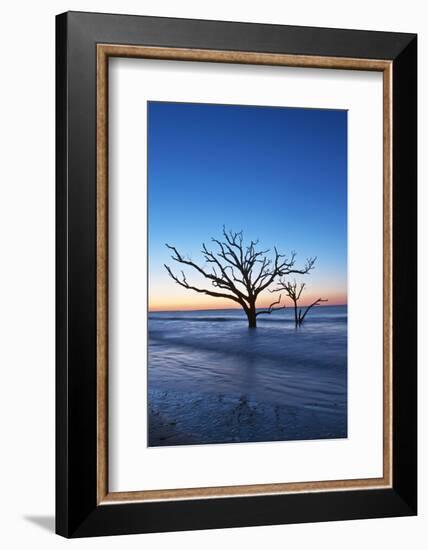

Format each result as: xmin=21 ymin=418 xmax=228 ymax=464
xmin=148 ymin=101 xmax=347 ymax=310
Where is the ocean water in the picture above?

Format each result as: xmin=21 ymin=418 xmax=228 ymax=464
xmin=148 ymin=305 xmax=347 ymax=446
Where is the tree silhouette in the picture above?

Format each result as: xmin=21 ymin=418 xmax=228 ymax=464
xmin=272 ymin=279 xmax=327 ymax=327
xmin=164 ymin=227 xmax=316 ymax=328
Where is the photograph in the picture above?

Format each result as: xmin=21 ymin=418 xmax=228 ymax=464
xmin=147 ymin=101 xmax=348 ymax=446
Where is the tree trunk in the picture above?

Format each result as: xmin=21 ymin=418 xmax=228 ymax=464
xmin=293 ymin=300 xmax=299 ymax=327
xmin=246 ymin=302 xmax=257 ymax=328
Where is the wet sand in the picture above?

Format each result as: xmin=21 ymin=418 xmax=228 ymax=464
xmin=148 ymin=389 xmax=346 ymax=447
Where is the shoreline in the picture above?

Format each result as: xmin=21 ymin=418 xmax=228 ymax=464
xmin=148 ymin=388 xmax=347 ymax=447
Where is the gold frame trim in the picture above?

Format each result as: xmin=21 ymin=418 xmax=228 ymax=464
xmin=96 ymin=44 xmax=393 ymax=505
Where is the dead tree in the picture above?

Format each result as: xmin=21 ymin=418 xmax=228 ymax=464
xmin=164 ymin=227 xmax=315 ymax=328
xmin=272 ymin=280 xmax=327 ymax=327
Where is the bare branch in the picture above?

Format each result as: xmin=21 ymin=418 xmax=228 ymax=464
xmin=299 ymin=298 xmax=328 ymax=323
xmin=256 ymin=294 xmax=286 ymax=317
xmin=164 ymin=264 xmax=242 ymax=304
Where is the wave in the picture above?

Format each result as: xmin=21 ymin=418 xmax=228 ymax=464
xmin=149 ymin=314 xmax=347 ymax=324
xmin=148 ymin=331 xmax=347 ymax=370
xmin=149 ymin=315 xmax=240 ymax=323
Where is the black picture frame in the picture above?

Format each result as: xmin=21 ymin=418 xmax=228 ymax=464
xmin=56 ymin=11 xmax=417 ymax=538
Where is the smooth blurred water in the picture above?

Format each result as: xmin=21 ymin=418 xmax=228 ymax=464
xmin=148 ymin=306 xmax=347 ymax=414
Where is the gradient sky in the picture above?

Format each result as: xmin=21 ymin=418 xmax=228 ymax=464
xmin=148 ymin=101 xmax=347 ymax=311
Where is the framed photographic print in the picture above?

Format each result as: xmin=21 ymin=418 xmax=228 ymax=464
xmin=56 ymin=11 xmax=417 ymax=537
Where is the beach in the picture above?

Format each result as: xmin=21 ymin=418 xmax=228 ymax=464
xmin=148 ymin=305 xmax=347 ymax=446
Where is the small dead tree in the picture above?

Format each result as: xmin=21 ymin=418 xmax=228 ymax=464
xmin=164 ymin=227 xmax=316 ymax=328
xmin=272 ymin=280 xmax=327 ymax=327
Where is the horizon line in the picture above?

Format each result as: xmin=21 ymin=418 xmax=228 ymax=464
xmin=148 ymin=303 xmax=347 ymax=313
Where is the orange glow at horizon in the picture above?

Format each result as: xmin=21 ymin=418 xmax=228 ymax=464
xmin=149 ymin=290 xmax=347 ymax=312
